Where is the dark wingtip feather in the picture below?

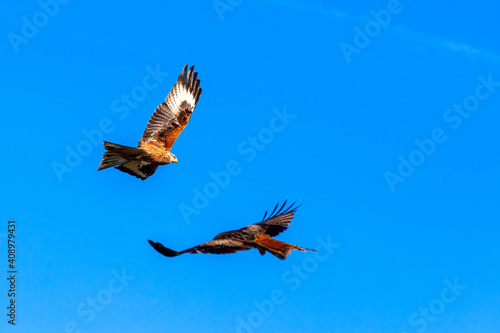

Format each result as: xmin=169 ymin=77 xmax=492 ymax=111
xmin=267 ymin=203 xmax=280 ymax=220
xmin=277 ymin=201 xmax=288 ymax=215
xmin=196 ymin=87 xmax=202 ymax=104
xmin=291 ymin=202 xmax=302 ymax=212
xmin=178 ymin=64 xmax=188 ymax=82
xmin=182 ymin=64 xmax=201 ymax=105
xmin=187 ymin=66 xmax=194 ymax=82
xmin=283 ymin=201 xmax=300 ymax=214
xmin=261 ymin=201 xmax=301 ymax=221
xmin=148 ymin=240 xmax=180 ymax=257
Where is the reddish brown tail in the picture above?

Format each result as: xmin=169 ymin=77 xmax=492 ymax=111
xmin=254 ymin=233 xmax=316 ymax=260
xmin=97 ymin=141 xmax=144 ymax=171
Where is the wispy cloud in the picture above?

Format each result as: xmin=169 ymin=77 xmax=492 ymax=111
xmin=393 ymin=25 xmax=500 ymax=64
xmin=267 ymin=0 xmax=367 ymax=22
xmin=442 ymin=42 xmax=479 ymax=53
xmin=267 ymin=0 xmax=500 ymax=64
xmin=440 ymin=42 xmax=500 ymax=63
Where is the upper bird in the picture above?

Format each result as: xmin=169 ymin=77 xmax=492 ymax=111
xmin=97 ymin=64 xmax=202 ymax=180
xmin=148 ymin=202 xmax=316 ymax=260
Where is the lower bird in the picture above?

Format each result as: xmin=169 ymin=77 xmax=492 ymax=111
xmin=148 ymin=201 xmax=316 ymax=260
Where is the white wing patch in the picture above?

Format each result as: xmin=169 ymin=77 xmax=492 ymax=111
xmin=165 ymin=79 xmax=197 ymax=117
xmin=138 ymin=64 xmax=201 ymax=147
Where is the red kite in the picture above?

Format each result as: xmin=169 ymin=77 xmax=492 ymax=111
xmin=97 ymin=64 xmax=201 ymax=180
xmin=148 ymin=202 xmax=316 ymax=260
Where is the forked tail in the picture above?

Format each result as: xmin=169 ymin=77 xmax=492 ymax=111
xmin=97 ymin=141 xmax=144 ymax=171
xmin=254 ymin=233 xmax=316 ymax=260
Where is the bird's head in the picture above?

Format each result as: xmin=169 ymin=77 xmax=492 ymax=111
xmin=169 ymin=152 xmax=178 ymax=164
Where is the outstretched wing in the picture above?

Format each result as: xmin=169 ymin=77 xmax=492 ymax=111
xmin=148 ymin=239 xmax=251 ymax=257
xmin=240 ymin=201 xmax=300 ymax=237
xmin=138 ymin=64 xmax=202 ymax=149
xmin=181 ymin=239 xmax=252 ymax=255
xmin=115 ymin=162 xmax=158 ymax=180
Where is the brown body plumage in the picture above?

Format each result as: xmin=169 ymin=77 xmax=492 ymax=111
xmin=97 ymin=65 xmax=201 ymax=180
xmin=148 ymin=202 xmax=316 ymax=260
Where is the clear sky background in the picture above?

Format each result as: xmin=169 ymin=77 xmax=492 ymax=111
xmin=2 ymin=0 xmax=500 ymax=332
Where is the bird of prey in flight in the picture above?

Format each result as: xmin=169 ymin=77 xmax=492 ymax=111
xmin=148 ymin=202 xmax=316 ymax=260
xmin=97 ymin=64 xmax=202 ymax=180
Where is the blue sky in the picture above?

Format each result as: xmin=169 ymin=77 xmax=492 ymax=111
xmin=2 ymin=0 xmax=500 ymax=332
